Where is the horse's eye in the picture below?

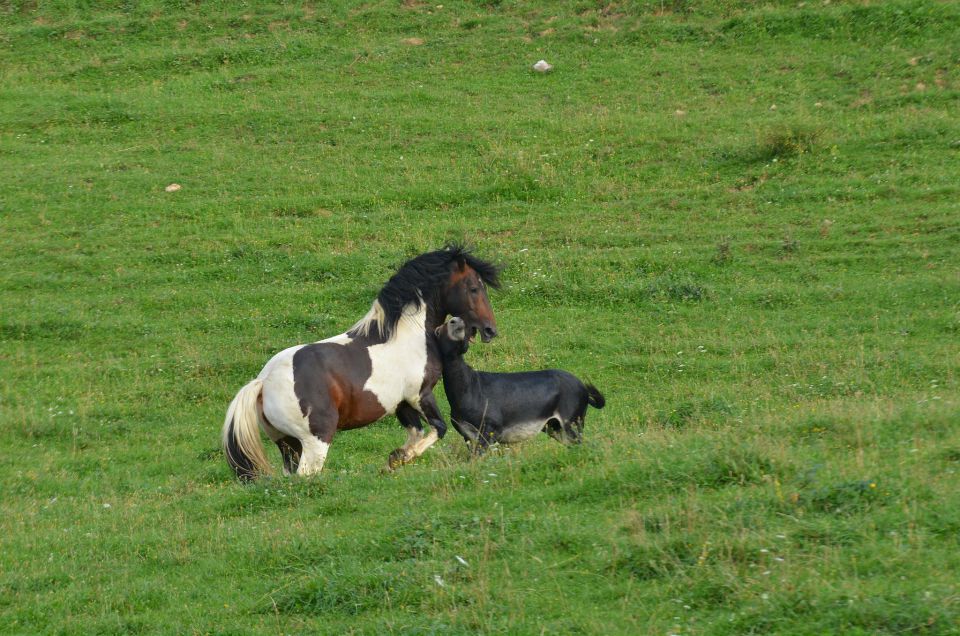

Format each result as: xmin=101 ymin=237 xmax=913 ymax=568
xmin=470 ymin=287 xmax=479 ymax=294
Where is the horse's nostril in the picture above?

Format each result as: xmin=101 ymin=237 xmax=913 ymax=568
xmin=483 ymin=326 xmax=498 ymax=338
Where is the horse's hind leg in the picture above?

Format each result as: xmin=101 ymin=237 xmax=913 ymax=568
xmin=259 ymin=411 xmax=302 ymax=475
xmin=296 ymin=407 xmax=337 ymax=476
xmin=276 ymin=437 xmax=302 ymax=475
xmin=260 ymin=369 xmax=335 ymax=477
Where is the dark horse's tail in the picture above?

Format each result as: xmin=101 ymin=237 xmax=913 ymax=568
xmin=585 ymin=383 xmax=606 ymax=409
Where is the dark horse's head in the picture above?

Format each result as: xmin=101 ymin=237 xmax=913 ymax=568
xmin=436 ymin=315 xmax=471 ymax=358
xmin=357 ymin=244 xmax=501 ymax=342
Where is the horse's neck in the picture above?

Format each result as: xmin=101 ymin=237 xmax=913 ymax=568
xmin=375 ymin=303 xmax=432 ymax=382
xmin=390 ymin=302 xmax=428 ymax=341
xmin=440 ymin=353 xmax=476 ymax=404
xmin=423 ymin=299 xmax=445 ymax=335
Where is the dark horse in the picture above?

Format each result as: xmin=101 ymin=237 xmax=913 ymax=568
xmin=222 ymin=246 xmax=500 ymax=480
xmin=436 ymin=316 xmax=605 ymax=452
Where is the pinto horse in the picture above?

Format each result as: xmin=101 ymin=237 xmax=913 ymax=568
xmin=222 ymin=246 xmax=500 ymax=480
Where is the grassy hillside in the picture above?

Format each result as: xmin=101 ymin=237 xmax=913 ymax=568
xmin=1 ymin=1 xmax=958 ymax=634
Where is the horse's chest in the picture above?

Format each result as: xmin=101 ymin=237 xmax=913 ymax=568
xmin=363 ymin=332 xmax=428 ymax=412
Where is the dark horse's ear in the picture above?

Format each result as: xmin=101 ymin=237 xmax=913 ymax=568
xmin=455 ymin=254 xmax=467 ymax=272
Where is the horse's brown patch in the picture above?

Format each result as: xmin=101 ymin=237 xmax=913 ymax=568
xmin=336 ymin=385 xmax=387 ymax=430
xmin=292 ymin=340 xmax=388 ymax=439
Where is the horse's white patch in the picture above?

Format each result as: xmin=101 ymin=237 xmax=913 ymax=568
xmin=259 ymin=345 xmax=311 ymax=440
xmin=320 ymin=332 xmax=353 ymax=345
xmin=400 ymin=426 xmax=425 ymax=448
xmin=363 ymin=303 xmax=427 ymax=414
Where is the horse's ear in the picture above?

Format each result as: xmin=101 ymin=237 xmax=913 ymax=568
xmin=455 ymin=255 xmax=467 ymax=272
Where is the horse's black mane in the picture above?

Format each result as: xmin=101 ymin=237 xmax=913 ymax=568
xmin=350 ymin=244 xmax=500 ymax=339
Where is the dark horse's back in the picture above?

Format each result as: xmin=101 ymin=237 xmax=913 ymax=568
xmin=469 ymin=369 xmax=603 ymax=419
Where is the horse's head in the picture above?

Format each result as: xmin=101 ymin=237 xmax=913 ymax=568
xmin=436 ymin=316 xmax=470 ymax=358
xmin=442 ymin=256 xmax=498 ymax=342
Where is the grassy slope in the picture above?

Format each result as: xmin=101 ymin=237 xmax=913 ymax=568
xmin=1 ymin=1 xmax=958 ymax=634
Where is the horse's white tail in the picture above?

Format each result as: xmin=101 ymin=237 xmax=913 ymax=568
xmin=222 ymin=379 xmax=273 ymax=481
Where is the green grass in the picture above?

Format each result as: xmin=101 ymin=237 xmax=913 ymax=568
xmin=2 ymin=0 xmax=959 ymax=633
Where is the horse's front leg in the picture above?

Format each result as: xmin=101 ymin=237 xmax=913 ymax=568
xmin=418 ymin=391 xmax=447 ymax=440
xmin=406 ymin=391 xmax=448 ymax=457
xmin=450 ymin=417 xmax=479 ymax=444
xmin=388 ymin=402 xmax=428 ymax=470
xmin=447 ymin=417 xmax=492 ymax=456
xmin=386 ymin=393 xmax=447 ymax=471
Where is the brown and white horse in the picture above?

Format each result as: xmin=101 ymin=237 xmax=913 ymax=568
xmin=222 ymin=246 xmax=500 ymax=480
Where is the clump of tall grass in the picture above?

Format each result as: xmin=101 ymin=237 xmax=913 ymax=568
xmin=756 ymin=125 xmax=822 ymax=161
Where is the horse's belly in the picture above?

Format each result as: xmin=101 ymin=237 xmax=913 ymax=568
xmin=499 ymin=418 xmax=551 ymax=444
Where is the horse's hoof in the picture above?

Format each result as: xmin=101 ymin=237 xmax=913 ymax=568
xmin=387 ymin=448 xmax=409 ymax=470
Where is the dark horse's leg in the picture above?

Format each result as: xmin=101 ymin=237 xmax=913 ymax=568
xmin=446 ymin=417 xmax=493 ymax=455
xmin=450 ymin=417 xmax=479 ymax=444
xmin=472 ymin=420 xmax=499 ymax=456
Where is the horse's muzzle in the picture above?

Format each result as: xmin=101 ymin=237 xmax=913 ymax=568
xmin=481 ymin=326 xmax=498 ymax=342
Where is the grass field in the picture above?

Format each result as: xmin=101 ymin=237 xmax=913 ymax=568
xmin=2 ymin=1 xmax=959 ymax=634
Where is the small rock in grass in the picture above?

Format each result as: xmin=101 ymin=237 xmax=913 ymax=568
xmin=532 ymin=59 xmax=553 ymax=73
xmin=165 ymin=183 xmax=182 ymax=192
